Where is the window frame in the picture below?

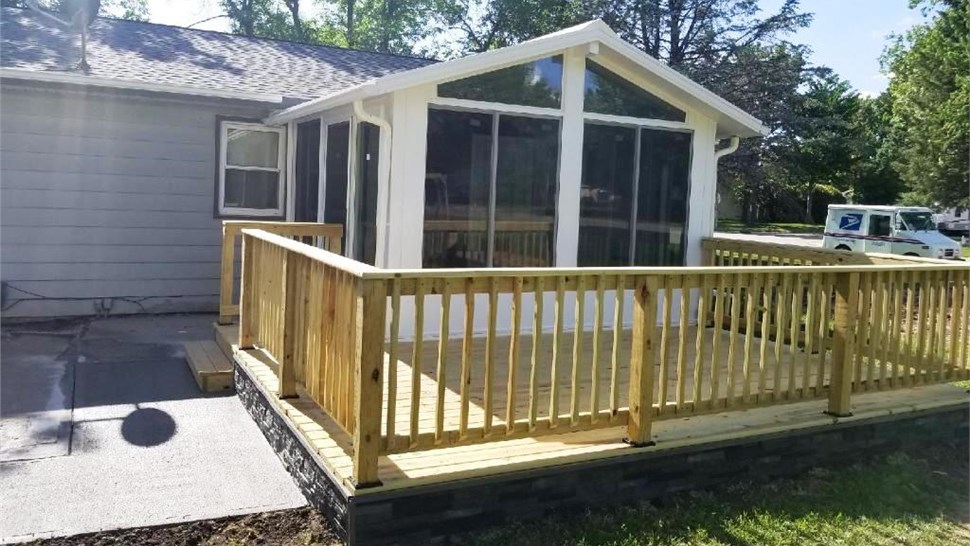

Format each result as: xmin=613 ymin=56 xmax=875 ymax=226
xmin=217 ymin=120 xmax=287 ymax=218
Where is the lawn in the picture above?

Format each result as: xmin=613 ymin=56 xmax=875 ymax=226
xmin=474 ymin=444 xmax=970 ymax=546
xmin=717 ymin=219 xmax=825 ymax=234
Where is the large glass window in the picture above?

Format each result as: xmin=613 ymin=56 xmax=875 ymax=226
xmin=578 ymin=124 xmax=637 ymax=266
xmin=634 ymin=129 xmax=692 ymax=265
xmin=437 ymin=56 xmax=564 ymax=109
xmin=423 ymin=108 xmax=559 ymax=268
xmin=578 ymin=123 xmax=692 ymax=266
xmin=423 ymin=109 xmax=493 ymax=268
xmin=584 ymin=61 xmax=686 ymax=122
xmin=218 ymin=121 xmax=285 ymax=216
xmin=354 ymin=123 xmax=381 ymax=265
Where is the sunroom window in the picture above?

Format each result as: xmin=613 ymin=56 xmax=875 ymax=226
xmin=584 ymin=61 xmax=686 ymax=122
xmin=437 ymin=56 xmax=564 ymax=109
xmin=218 ymin=121 xmax=285 ymax=217
xmin=423 ymin=108 xmax=559 ymax=268
xmin=578 ymin=124 xmax=692 ymax=266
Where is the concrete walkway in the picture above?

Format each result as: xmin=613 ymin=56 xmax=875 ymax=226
xmin=0 ymin=314 xmax=307 ymax=544
xmin=712 ymin=231 xmax=824 ymax=247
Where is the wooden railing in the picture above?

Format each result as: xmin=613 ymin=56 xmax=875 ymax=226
xmin=423 ymin=219 xmax=554 ymax=267
xmin=703 ymin=236 xmax=957 ymax=267
xmin=220 ymin=221 xmax=342 ymax=324
xmin=238 ymin=229 xmax=969 ymax=487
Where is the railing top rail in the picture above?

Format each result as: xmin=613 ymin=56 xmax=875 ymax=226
xmin=225 ymin=220 xmax=343 ymax=234
xmin=703 ymin=236 xmax=958 ymax=265
xmin=241 ymin=228 xmax=376 ymax=278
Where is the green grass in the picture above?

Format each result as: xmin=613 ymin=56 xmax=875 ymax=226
xmin=474 ymin=446 xmax=970 ymax=546
xmin=962 ymin=246 xmax=969 ymax=259
xmin=717 ymin=219 xmax=825 ymax=235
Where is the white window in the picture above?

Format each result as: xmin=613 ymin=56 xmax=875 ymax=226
xmin=218 ymin=121 xmax=285 ymax=217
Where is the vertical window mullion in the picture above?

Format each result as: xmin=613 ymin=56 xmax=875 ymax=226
xmin=487 ymin=112 xmax=500 ymax=267
xmin=628 ymin=127 xmax=642 ymax=266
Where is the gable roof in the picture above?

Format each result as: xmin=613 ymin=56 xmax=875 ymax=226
xmin=267 ymin=20 xmax=767 ymax=138
xmin=0 ymin=7 xmax=433 ymax=103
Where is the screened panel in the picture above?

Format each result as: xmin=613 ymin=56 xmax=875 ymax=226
xmin=493 ymin=115 xmax=559 ymax=267
xmin=223 ymin=170 xmax=279 ymax=210
xmin=438 ymin=56 xmax=564 ymax=109
xmin=355 ymin=123 xmax=380 ymax=265
xmin=634 ymin=129 xmax=692 ymax=265
xmin=423 ymin=109 xmax=494 ymax=268
xmin=324 ymin=122 xmax=350 ymax=251
xmin=578 ymin=123 xmax=637 ymax=266
xmin=584 ymin=61 xmax=686 ymax=122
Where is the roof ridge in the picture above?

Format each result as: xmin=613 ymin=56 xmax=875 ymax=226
xmin=1 ymin=5 xmax=437 ymax=64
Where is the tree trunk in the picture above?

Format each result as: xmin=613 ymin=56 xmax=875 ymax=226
xmin=346 ymin=0 xmax=355 ymax=47
xmin=804 ymin=184 xmax=815 ymax=224
xmin=285 ymin=0 xmax=303 ymax=39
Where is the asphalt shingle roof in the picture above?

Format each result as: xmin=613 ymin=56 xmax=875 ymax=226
xmin=0 ymin=7 xmax=434 ymax=101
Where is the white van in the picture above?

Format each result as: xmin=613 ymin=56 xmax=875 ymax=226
xmin=822 ymin=205 xmax=962 ymax=260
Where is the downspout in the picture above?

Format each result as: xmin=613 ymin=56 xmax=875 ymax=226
xmin=712 ymin=135 xmax=741 ymax=238
xmin=352 ymin=100 xmax=393 ymax=266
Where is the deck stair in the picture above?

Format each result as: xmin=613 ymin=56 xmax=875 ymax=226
xmin=183 ymin=322 xmax=239 ymax=392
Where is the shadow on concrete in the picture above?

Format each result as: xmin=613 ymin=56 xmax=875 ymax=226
xmin=121 ymin=407 xmax=177 ymax=447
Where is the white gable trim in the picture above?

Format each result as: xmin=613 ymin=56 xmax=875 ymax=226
xmin=264 ymin=20 xmax=767 ymax=137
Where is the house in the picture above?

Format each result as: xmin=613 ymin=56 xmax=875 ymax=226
xmin=0 ymin=6 xmax=765 ymax=320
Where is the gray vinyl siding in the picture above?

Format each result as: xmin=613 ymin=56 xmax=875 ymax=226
xmin=0 ymin=81 xmax=274 ymax=318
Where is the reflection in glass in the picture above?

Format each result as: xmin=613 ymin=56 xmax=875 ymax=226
xmin=355 ymin=123 xmax=380 ymax=265
xmin=423 ymin=109 xmax=493 ymax=268
xmin=494 ymin=115 xmax=559 ymax=267
xmin=635 ymin=129 xmax=692 ymax=265
xmin=578 ymin=123 xmax=636 ymax=266
xmin=324 ymin=122 xmax=350 ymax=252
xmin=223 ymin=170 xmax=278 ymax=210
xmin=438 ymin=56 xmax=564 ymax=109
xmin=584 ymin=61 xmax=686 ymax=122
xmin=226 ymin=128 xmax=280 ymax=168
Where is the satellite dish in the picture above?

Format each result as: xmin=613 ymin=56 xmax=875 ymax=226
xmin=27 ymin=0 xmax=102 ymax=71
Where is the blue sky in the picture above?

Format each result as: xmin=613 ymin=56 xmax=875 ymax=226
xmin=148 ymin=0 xmax=928 ymax=96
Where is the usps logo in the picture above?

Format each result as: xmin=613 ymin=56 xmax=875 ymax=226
xmin=839 ymin=213 xmax=863 ymax=231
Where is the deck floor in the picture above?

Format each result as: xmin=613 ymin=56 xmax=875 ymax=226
xmin=232 ymin=325 xmax=963 ymax=494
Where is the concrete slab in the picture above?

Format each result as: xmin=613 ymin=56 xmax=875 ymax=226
xmin=713 ymin=231 xmax=823 ymax=247
xmin=0 ymin=314 xmax=307 ymax=544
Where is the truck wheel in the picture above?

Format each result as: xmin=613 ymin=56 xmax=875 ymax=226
xmin=835 ymin=245 xmax=851 ymax=251
xmin=904 ymin=252 xmax=919 ymax=256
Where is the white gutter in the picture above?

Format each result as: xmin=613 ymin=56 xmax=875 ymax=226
xmin=714 ymin=136 xmax=741 ymax=162
xmin=352 ymin=100 xmax=395 ymax=266
xmin=0 ymin=68 xmax=285 ymax=104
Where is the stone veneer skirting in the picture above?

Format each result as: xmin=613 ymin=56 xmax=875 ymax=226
xmin=235 ymin=359 xmax=969 ymax=545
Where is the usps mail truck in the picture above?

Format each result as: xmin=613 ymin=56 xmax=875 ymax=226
xmin=822 ymin=205 xmax=962 ymax=260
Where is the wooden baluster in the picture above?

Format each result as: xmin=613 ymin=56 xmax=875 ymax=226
xmin=755 ymin=273 xmax=773 ymax=402
xmin=888 ymin=270 xmax=903 ymax=388
xmin=914 ymin=271 xmax=929 ymax=384
xmin=435 ymin=280 xmax=451 ymax=443
xmin=741 ymin=272 xmax=761 ymax=405
xmin=827 ymin=271 xmax=859 ymax=417
xmin=240 ymin=235 xmax=258 ymax=349
xmin=693 ymin=275 xmax=710 ymax=409
xmin=529 ymin=277 xmax=544 ymax=429
xmin=610 ymin=274 xmax=626 ymax=421
xmin=815 ymin=273 xmax=832 ymax=393
xmin=219 ymin=224 xmax=236 ymax=324
xmin=627 ymin=276 xmax=658 ymax=446
xmin=549 ymin=276 xmax=565 ymax=427
xmin=865 ymin=272 xmax=882 ymax=390
xmin=709 ymin=273 xmax=725 ymax=406
xmin=934 ymin=270 xmax=948 ymax=381
xmin=591 ymin=275 xmax=606 ymax=421
xmin=410 ymin=279 xmax=425 ymax=447
xmin=459 ymin=277 xmax=474 ymax=439
xmin=507 ymin=277 xmax=524 ymax=433
xmin=788 ymin=273 xmax=803 ymax=396
xmin=484 ymin=278 xmax=498 ymax=437
xmin=384 ymin=279 xmax=399 ymax=451
xmin=725 ymin=272 xmax=743 ymax=407
xmin=775 ymin=272 xmax=792 ymax=399
xmin=571 ymin=276 xmax=586 ymax=426
xmin=278 ymin=252 xmax=299 ymax=398
xmin=657 ymin=276 xmax=673 ymax=413
xmin=675 ymin=277 xmax=689 ymax=410
xmin=803 ymin=273 xmax=820 ymax=397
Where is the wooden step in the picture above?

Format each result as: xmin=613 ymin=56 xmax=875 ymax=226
xmin=184 ymin=340 xmax=234 ymax=392
xmin=212 ymin=322 xmax=239 ymax=360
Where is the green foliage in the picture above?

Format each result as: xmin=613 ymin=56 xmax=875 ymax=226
xmin=884 ymin=0 xmax=969 ymax=210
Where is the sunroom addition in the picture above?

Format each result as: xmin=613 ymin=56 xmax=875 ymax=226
xmin=263 ymin=20 xmax=766 ymax=271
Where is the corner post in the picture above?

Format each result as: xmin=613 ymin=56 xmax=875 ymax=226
xmin=219 ymin=223 xmax=236 ymax=324
xmin=278 ymin=251 xmax=299 ymax=399
xmin=352 ymin=276 xmax=387 ymax=488
xmin=239 ymin=233 xmax=258 ymax=350
xmin=827 ymin=271 xmax=859 ymax=417
xmin=627 ymin=276 xmax=659 ymax=446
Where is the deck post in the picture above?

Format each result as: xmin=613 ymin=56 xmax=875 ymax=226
xmin=627 ymin=276 xmax=659 ymax=447
xmin=239 ymin=234 xmax=258 ymax=350
xmin=352 ymin=276 xmax=387 ymax=488
xmin=219 ymin=223 xmax=236 ymax=325
xmin=278 ymin=251 xmax=299 ymax=399
xmin=827 ymin=271 xmax=859 ymax=417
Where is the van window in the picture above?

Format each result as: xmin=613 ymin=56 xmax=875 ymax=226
xmin=868 ymin=215 xmax=892 ymax=237
xmin=898 ymin=211 xmax=934 ymax=231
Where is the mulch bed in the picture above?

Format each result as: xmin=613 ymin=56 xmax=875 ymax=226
xmin=33 ymin=507 xmax=341 ymax=546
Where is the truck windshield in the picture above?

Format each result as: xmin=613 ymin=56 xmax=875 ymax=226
xmin=898 ymin=211 xmax=934 ymax=231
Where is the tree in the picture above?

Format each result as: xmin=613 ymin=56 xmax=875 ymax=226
xmin=4 ymin=0 xmax=148 ymax=20
xmin=883 ymin=0 xmax=969 ymax=210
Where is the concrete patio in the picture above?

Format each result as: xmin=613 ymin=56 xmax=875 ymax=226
xmin=0 ymin=314 xmax=307 ymax=544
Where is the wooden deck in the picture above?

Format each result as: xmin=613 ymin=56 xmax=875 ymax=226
xmin=235 ymin=345 xmax=966 ymax=494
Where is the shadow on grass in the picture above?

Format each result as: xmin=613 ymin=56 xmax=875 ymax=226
xmin=472 ymin=444 xmax=970 ymax=546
